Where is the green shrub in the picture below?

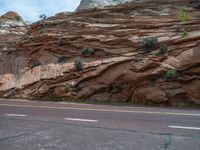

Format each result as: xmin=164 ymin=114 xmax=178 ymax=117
xmin=182 ymin=31 xmax=189 ymax=37
xmin=159 ymin=43 xmax=168 ymax=54
xmin=177 ymin=9 xmax=192 ymax=22
xmin=140 ymin=37 xmax=159 ymax=52
xmin=74 ymin=57 xmax=84 ymax=71
xmin=165 ymin=70 xmax=178 ymax=81
xmin=58 ymin=56 xmax=68 ymax=63
xmin=81 ymin=48 xmax=95 ymax=55
xmin=15 ymin=16 xmax=22 ymax=21
xmin=150 ymin=43 xmax=168 ymax=56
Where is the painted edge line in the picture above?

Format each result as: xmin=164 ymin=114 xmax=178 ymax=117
xmin=0 ymin=104 xmax=200 ymax=117
xmin=64 ymin=117 xmax=98 ymax=122
xmin=5 ymin=114 xmax=27 ymax=117
xmin=168 ymin=126 xmax=200 ymax=130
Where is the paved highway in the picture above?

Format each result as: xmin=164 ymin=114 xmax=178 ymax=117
xmin=0 ymin=98 xmax=200 ymax=150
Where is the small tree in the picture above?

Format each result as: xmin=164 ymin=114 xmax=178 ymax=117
xmin=38 ymin=14 xmax=47 ymax=33
xmin=39 ymin=14 xmax=47 ymax=20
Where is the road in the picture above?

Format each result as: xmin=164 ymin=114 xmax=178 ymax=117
xmin=0 ymin=98 xmax=200 ymax=150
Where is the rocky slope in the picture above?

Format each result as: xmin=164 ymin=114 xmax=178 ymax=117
xmin=76 ymin=0 xmax=135 ymax=11
xmin=0 ymin=0 xmax=200 ymax=106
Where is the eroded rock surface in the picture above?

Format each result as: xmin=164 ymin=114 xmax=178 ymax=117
xmin=76 ymin=0 xmax=136 ymax=11
xmin=0 ymin=11 xmax=27 ymax=52
xmin=0 ymin=0 xmax=200 ymax=106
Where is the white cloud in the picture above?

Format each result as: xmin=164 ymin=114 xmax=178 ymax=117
xmin=0 ymin=0 xmax=81 ymax=21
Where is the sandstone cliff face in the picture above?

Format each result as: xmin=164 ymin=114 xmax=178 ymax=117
xmin=0 ymin=11 xmax=27 ymax=52
xmin=0 ymin=0 xmax=200 ymax=106
xmin=76 ymin=0 xmax=135 ymax=11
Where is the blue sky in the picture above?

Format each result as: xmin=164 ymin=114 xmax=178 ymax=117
xmin=0 ymin=0 xmax=81 ymax=21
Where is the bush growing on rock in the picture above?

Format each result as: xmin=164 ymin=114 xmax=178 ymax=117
xmin=177 ymin=9 xmax=192 ymax=22
xmin=175 ymin=26 xmax=185 ymax=33
xmin=159 ymin=43 xmax=168 ymax=54
xmin=175 ymin=26 xmax=189 ymax=38
xmin=58 ymin=56 xmax=68 ymax=63
xmin=74 ymin=57 xmax=84 ymax=71
xmin=39 ymin=14 xmax=47 ymax=20
xmin=151 ymin=43 xmax=168 ymax=56
xmin=15 ymin=16 xmax=22 ymax=21
xmin=140 ymin=37 xmax=159 ymax=52
xmin=38 ymin=14 xmax=47 ymax=32
xmin=182 ymin=31 xmax=189 ymax=37
xmin=165 ymin=70 xmax=178 ymax=81
xmin=81 ymin=48 xmax=95 ymax=56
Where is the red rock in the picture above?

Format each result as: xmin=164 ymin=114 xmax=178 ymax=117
xmin=0 ymin=0 xmax=199 ymax=107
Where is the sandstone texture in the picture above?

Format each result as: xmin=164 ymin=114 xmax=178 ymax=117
xmin=0 ymin=11 xmax=27 ymax=50
xmin=76 ymin=0 xmax=136 ymax=11
xmin=0 ymin=0 xmax=200 ymax=106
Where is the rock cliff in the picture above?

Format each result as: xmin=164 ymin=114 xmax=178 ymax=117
xmin=0 ymin=0 xmax=200 ymax=106
xmin=0 ymin=11 xmax=27 ymax=51
xmin=76 ymin=0 xmax=135 ymax=11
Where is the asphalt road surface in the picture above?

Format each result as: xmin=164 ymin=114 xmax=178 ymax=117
xmin=0 ymin=98 xmax=200 ymax=150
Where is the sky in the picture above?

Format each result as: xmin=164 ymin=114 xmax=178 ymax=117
xmin=0 ymin=0 xmax=81 ymax=22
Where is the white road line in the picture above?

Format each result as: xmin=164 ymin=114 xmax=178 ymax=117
xmin=64 ymin=117 xmax=98 ymax=122
xmin=5 ymin=114 xmax=27 ymax=117
xmin=168 ymin=126 xmax=200 ymax=130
